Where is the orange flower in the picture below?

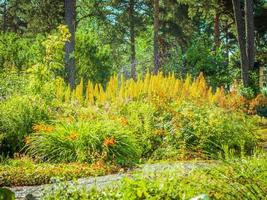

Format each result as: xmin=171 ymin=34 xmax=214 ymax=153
xmin=109 ymin=114 xmax=117 ymax=120
xmin=91 ymin=161 xmax=105 ymax=170
xmin=24 ymin=137 xmax=31 ymax=145
xmin=66 ymin=132 xmax=79 ymax=140
xmin=154 ymin=129 xmax=165 ymax=136
xmin=33 ymin=124 xmax=54 ymax=133
xmin=103 ymin=137 xmax=116 ymax=147
xmin=66 ymin=116 xmax=75 ymax=123
xmin=120 ymin=117 xmax=129 ymax=125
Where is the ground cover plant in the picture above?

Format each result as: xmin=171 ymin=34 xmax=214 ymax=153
xmin=0 ymin=156 xmax=119 ymax=187
xmin=42 ymin=153 xmax=267 ymax=200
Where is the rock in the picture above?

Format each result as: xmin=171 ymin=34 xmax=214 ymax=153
xmin=25 ymin=194 xmax=37 ymax=200
xmin=191 ymin=194 xmax=210 ymax=200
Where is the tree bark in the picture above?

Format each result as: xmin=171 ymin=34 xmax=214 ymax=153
xmin=129 ymin=0 xmax=136 ymax=80
xmin=153 ymin=0 xmax=160 ymax=74
xmin=245 ymin=0 xmax=255 ymax=70
xmin=232 ymin=0 xmax=249 ymax=87
xmin=2 ymin=0 xmax=7 ymax=32
xmin=64 ymin=0 xmax=76 ymax=89
xmin=214 ymin=11 xmax=220 ymax=48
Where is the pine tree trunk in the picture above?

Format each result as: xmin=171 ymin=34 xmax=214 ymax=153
xmin=245 ymin=0 xmax=255 ymax=70
xmin=214 ymin=11 xmax=220 ymax=48
xmin=153 ymin=0 xmax=160 ymax=74
xmin=232 ymin=0 xmax=250 ymax=87
xmin=2 ymin=0 xmax=7 ymax=32
xmin=64 ymin=0 xmax=76 ymax=89
xmin=129 ymin=0 xmax=136 ymax=80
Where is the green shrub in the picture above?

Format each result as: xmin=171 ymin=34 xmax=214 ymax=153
xmin=152 ymin=103 xmax=258 ymax=160
xmin=43 ymin=154 xmax=267 ymax=200
xmin=238 ymin=86 xmax=255 ymax=99
xmin=119 ymin=102 xmax=160 ymax=156
xmin=261 ymin=87 xmax=267 ymax=97
xmin=0 ymin=188 xmax=15 ymax=200
xmin=0 ymin=71 xmax=28 ymax=98
xmin=0 ymin=95 xmax=49 ymax=157
xmin=26 ymin=120 xmax=141 ymax=166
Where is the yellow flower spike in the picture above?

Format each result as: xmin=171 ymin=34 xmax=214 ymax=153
xmin=119 ymin=75 xmax=125 ymax=100
xmin=75 ymin=79 xmax=83 ymax=104
xmin=56 ymin=79 xmax=65 ymax=102
xmin=98 ymin=84 xmax=105 ymax=104
xmin=86 ymin=81 xmax=94 ymax=105
xmin=64 ymin=84 xmax=71 ymax=103
xmin=56 ymin=72 xmax=252 ymax=113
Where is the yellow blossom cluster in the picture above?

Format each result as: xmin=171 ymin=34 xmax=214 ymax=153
xmin=55 ymin=72 xmax=262 ymax=113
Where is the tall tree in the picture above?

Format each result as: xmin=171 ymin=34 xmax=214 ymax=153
xmin=153 ymin=0 xmax=160 ymax=74
xmin=129 ymin=0 xmax=136 ymax=80
xmin=2 ymin=0 xmax=7 ymax=32
xmin=214 ymin=10 xmax=220 ymax=48
xmin=232 ymin=0 xmax=250 ymax=86
xmin=245 ymin=0 xmax=255 ymax=70
xmin=64 ymin=0 xmax=76 ymax=88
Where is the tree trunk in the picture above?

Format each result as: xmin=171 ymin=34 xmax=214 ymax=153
xmin=153 ymin=0 xmax=160 ymax=74
xmin=2 ymin=0 xmax=7 ymax=32
xmin=64 ymin=0 xmax=76 ymax=89
xmin=214 ymin=11 xmax=220 ymax=48
xmin=232 ymin=0 xmax=250 ymax=87
xmin=245 ymin=0 xmax=255 ymax=70
xmin=129 ymin=0 xmax=136 ymax=80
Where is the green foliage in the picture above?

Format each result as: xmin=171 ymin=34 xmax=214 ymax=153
xmin=43 ymin=154 xmax=267 ymax=200
xmin=261 ymin=87 xmax=267 ymax=97
xmin=26 ymin=120 xmax=141 ymax=166
xmin=0 ymin=71 xmax=28 ymax=98
xmin=0 ymin=32 xmax=31 ymax=71
xmin=185 ymin=35 xmax=234 ymax=88
xmin=0 ymin=157 xmax=116 ymax=187
xmin=238 ymin=86 xmax=255 ymax=99
xmin=119 ymin=102 xmax=158 ymax=156
xmin=0 ymin=188 xmax=15 ymax=200
xmin=152 ymin=103 xmax=258 ymax=160
xmin=0 ymin=32 xmax=47 ymax=72
xmin=27 ymin=25 xmax=69 ymax=98
xmin=0 ymin=95 xmax=49 ymax=157
xmin=75 ymin=29 xmax=113 ymax=85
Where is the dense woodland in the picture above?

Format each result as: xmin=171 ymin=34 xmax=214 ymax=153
xmin=0 ymin=1 xmax=267 ymax=200
xmin=0 ymin=0 xmax=266 ymax=88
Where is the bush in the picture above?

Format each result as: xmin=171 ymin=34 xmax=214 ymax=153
xmin=0 ymin=188 xmax=15 ymax=200
xmin=238 ymin=86 xmax=255 ymax=99
xmin=261 ymin=87 xmax=267 ymax=97
xmin=152 ymin=103 xmax=258 ymax=160
xmin=0 ymin=71 xmax=28 ymax=98
xmin=42 ymin=154 xmax=267 ymax=200
xmin=118 ymin=102 xmax=159 ymax=156
xmin=26 ymin=120 xmax=141 ymax=166
xmin=0 ymin=95 xmax=49 ymax=157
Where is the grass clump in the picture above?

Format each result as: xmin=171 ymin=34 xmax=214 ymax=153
xmin=25 ymin=120 xmax=141 ymax=166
